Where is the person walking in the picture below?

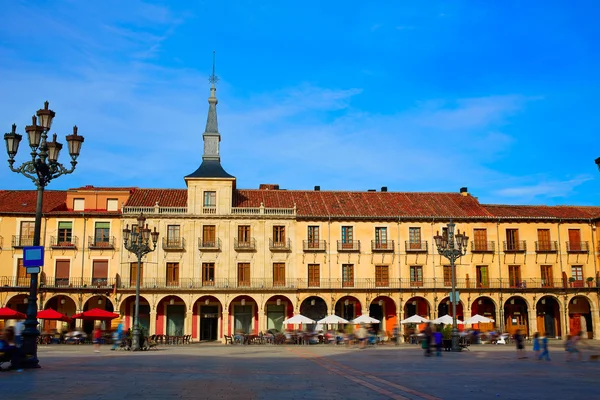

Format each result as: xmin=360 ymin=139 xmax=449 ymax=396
xmin=14 ymin=320 xmax=24 ymax=348
xmin=356 ymin=324 xmax=368 ymax=349
xmin=93 ymin=324 xmax=102 ymax=353
xmin=433 ymin=327 xmax=443 ymax=357
xmin=392 ymin=324 xmax=400 ymax=346
xmin=111 ymin=320 xmax=124 ymax=351
xmin=0 ymin=327 xmax=23 ymax=371
xmin=532 ymin=332 xmax=541 ymax=359
xmin=514 ymin=329 xmax=526 ymax=359
xmin=538 ymin=334 xmax=551 ymax=361
xmin=423 ymin=323 xmax=433 ymax=357
xmin=566 ymin=331 xmax=583 ymax=362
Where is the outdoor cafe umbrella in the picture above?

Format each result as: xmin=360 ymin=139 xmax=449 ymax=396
xmin=0 ymin=307 xmax=26 ymax=320
xmin=351 ymin=315 xmax=380 ymax=324
xmin=37 ymin=308 xmax=72 ymax=323
xmin=464 ymin=314 xmax=494 ymax=325
xmin=400 ymin=315 xmax=430 ymax=324
xmin=432 ymin=314 xmax=464 ymax=325
xmin=282 ymin=314 xmax=315 ymax=324
xmin=72 ymin=308 xmax=119 ymax=321
xmin=317 ymin=314 xmax=349 ymax=324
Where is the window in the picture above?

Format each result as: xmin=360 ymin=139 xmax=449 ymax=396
xmin=202 ymin=262 xmax=215 ymax=285
xmin=473 ymin=229 xmax=487 ymax=251
xmin=238 ymin=263 xmax=250 ymax=286
xmin=94 ymin=222 xmax=110 ymax=246
xmin=508 ymin=265 xmax=521 ymax=288
xmin=19 ymin=221 xmax=34 ymax=247
xmin=476 ymin=265 xmax=489 ymax=288
xmin=166 ymin=262 xmax=179 ymax=286
xmin=308 ymin=226 xmax=320 ymax=247
xmin=273 ymin=226 xmax=286 ymax=246
xmin=238 ymin=225 xmax=251 ymax=244
xmin=410 ymin=266 xmax=423 ymax=286
xmin=17 ymin=258 xmax=28 ymax=286
xmin=203 ymin=191 xmax=216 ymax=207
xmin=308 ymin=264 xmax=320 ymax=287
xmin=92 ymin=260 xmax=108 ymax=286
xmin=541 ymin=265 xmax=553 ymax=287
xmin=167 ymin=225 xmax=181 ymax=247
xmin=57 ymin=221 xmax=73 ymax=245
xmin=375 ymin=265 xmax=389 ymax=287
xmin=55 ymin=260 xmax=70 ymax=286
xmin=129 ymin=262 xmax=144 ymax=287
xmin=571 ymin=265 xmax=583 ymax=287
xmin=506 ymin=229 xmax=519 ymax=251
xmin=375 ymin=227 xmax=388 ymax=249
xmin=73 ymin=198 xmax=84 ymax=211
xmin=443 ymin=265 xmax=452 ymax=286
xmin=341 ymin=226 xmax=353 ymax=248
xmin=273 ymin=263 xmax=285 ymax=286
xmin=537 ymin=229 xmax=551 ymax=251
xmin=408 ymin=227 xmax=421 ymax=249
xmin=203 ymin=225 xmax=216 ymax=247
xmin=568 ymin=229 xmax=582 ymax=251
xmin=342 ymin=264 xmax=354 ymax=287
xmin=107 ymin=199 xmax=118 ymax=211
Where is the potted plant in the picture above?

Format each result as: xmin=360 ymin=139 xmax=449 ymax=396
xmin=569 ymin=277 xmax=576 ymax=287
xmin=586 ymin=277 xmax=594 ymax=287
xmin=441 ymin=325 xmax=453 ymax=351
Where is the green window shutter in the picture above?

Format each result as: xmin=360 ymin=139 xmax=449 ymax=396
xmin=95 ymin=222 xmax=110 ymax=229
xmin=58 ymin=221 xmax=72 ymax=229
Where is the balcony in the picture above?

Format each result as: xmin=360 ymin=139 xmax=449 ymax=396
xmin=503 ymin=240 xmax=526 ymax=253
xmin=337 ymin=240 xmax=360 ymax=252
xmin=471 ymin=241 xmax=495 ymax=253
xmin=198 ymin=238 xmax=221 ymax=251
xmin=303 ymin=240 xmax=327 ymax=252
xmin=566 ymin=241 xmax=589 ymax=253
xmin=405 ymin=241 xmax=428 ymax=253
xmin=50 ymin=236 xmax=79 ymax=249
xmin=88 ymin=236 xmax=116 ymax=250
xmin=371 ymin=240 xmax=394 ymax=252
xmin=202 ymin=206 xmax=216 ymax=215
xmin=269 ymin=238 xmax=291 ymax=252
xmin=162 ymin=237 xmax=185 ymax=251
xmin=11 ymin=235 xmax=34 ymax=248
xmin=234 ymin=238 xmax=256 ymax=251
xmin=535 ymin=241 xmax=558 ymax=253
xmin=40 ymin=277 xmax=117 ymax=289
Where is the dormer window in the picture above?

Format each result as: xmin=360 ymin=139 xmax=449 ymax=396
xmin=203 ymin=191 xmax=216 ymax=207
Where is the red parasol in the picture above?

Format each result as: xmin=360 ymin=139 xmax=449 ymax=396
xmin=37 ymin=308 xmax=72 ymax=322
xmin=0 ymin=307 xmax=27 ymax=320
xmin=71 ymin=308 xmax=119 ymax=321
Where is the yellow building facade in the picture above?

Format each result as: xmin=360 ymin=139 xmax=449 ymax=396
xmin=1 ymin=82 xmax=599 ymax=341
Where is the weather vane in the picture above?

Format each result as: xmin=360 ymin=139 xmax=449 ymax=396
xmin=209 ymin=51 xmax=219 ymax=85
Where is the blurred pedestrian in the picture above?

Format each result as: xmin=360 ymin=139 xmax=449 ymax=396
xmin=532 ymin=332 xmax=540 ymax=358
xmin=423 ymin=323 xmax=433 ymax=357
xmin=538 ymin=334 xmax=551 ymax=361
xmin=566 ymin=331 xmax=583 ymax=362
xmin=93 ymin=324 xmax=102 ymax=353
xmin=14 ymin=320 xmax=24 ymax=347
xmin=433 ymin=327 xmax=443 ymax=356
xmin=0 ymin=326 xmax=23 ymax=371
xmin=514 ymin=329 xmax=526 ymax=359
xmin=111 ymin=319 xmax=123 ymax=351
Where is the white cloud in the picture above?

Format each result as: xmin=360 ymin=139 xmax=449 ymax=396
xmin=494 ymin=176 xmax=593 ymax=202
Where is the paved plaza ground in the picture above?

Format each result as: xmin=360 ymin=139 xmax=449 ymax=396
xmin=2 ymin=342 xmax=599 ymax=399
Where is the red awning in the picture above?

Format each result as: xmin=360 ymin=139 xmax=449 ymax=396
xmin=0 ymin=307 xmax=26 ymax=320
xmin=37 ymin=308 xmax=72 ymax=322
xmin=72 ymin=308 xmax=119 ymax=321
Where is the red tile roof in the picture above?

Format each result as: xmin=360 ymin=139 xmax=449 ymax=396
xmin=0 ymin=190 xmax=68 ymax=213
xmin=125 ymin=189 xmax=187 ymax=208
xmin=482 ymin=204 xmax=600 ymax=219
xmin=68 ymin=186 xmax=136 ymax=192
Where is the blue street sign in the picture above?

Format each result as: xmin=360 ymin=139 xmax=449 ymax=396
xmin=23 ymin=246 xmax=44 ymax=267
xmin=448 ymin=291 xmax=460 ymax=303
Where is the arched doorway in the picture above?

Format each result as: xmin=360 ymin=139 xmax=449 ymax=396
xmin=568 ymin=296 xmax=593 ymax=339
xmin=83 ymin=295 xmax=115 ymax=334
xmin=300 ymin=296 xmax=327 ymax=330
xmin=44 ymin=295 xmax=77 ymax=331
xmin=265 ymin=295 xmax=293 ymax=333
xmin=119 ymin=295 xmax=151 ymax=333
xmin=229 ymin=295 xmax=257 ymax=335
xmin=536 ymin=296 xmax=561 ymax=338
xmin=193 ymin=296 xmax=222 ymax=341
xmin=437 ymin=297 xmax=464 ymax=319
xmin=2 ymin=294 xmax=29 ymax=331
xmin=335 ymin=296 xmax=361 ymax=321
xmin=370 ymin=296 xmax=396 ymax=333
xmin=504 ymin=296 xmax=529 ymax=336
xmin=157 ymin=295 xmax=186 ymax=336
xmin=404 ymin=296 xmax=430 ymax=319
xmin=470 ymin=297 xmax=496 ymax=331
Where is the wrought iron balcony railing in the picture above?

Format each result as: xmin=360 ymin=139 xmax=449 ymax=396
xmin=88 ymin=236 xmax=116 ymax=250
xmin=535 ymin=241 xmax=558 ymax=253
xmin=269 ymin=238 xmax=291 ymax=252
xmin=11 ymin=235 xmax=34 ymax=248
xmin=566 ymin=241 xmax=589 ymax=253
xmin=471 ymin=241 xmax=495 ymax=253
xmin=371 ymin=240 xmax=394 ymax=252
xmin=198 ymin=238 xmax=221 ymax=251
xmin=503 ymin=240 xmax=526 ymax=253
xmin=234 ymin=238 xmax=256 ymax=251
xmin=50 ymin=236 xmax=78 ymax=249
xmin=303 ymin=240 xmax=327 ymax=252
xmin=405 ymin=241 xmax=428 ymax=252
xmin=162 ymin=237 xmax=185 ymax=251
xmin=337 ymin=240 xmax=360 ymax=252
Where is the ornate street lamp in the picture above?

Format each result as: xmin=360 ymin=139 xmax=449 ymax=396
xmin=4 ymin=101 xmax=84 ymax=368
xmin=433 ymin=220 xmax=469 ymax=352
xmin=123 ymin=213 xmax=159 ymax=351
xmin=595 ymin=157 xmax=600 ymax=172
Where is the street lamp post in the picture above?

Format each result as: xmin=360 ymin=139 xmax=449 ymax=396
xmin=4 ymin=101 xmax=84 ymax=367
xmin=433 ymin=220 xmax=469 ymax=352
xmin=122 ymin=214 xmax=159 ymax=351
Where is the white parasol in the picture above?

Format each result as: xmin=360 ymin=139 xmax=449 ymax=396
xmin=432 ymin=314 xmax=464 ymax=325
xmin=317 ymin=314 xmax=349 ymax=324
xmin=283 ymin=314 xmax=316 ymax=324
xmin=464 ymin=314 xmax=494 ymax=324
xmin=351 ymin=315 xmax=381 ymax=324
xmin=400 ymin=315 xmax=430 ymax=324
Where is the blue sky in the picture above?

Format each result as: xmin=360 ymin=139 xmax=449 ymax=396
xmin=0 ymin=0 xmax=599 ymax=205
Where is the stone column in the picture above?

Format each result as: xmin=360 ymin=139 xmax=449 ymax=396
xmin=259 ymin=307 xmax=267 ymax=333
xmin=149 ymin=310 xmax=157 ymax=335
xmin=185 ymin=310 xmax=193 ymax=336
xmin=222 ymin=310 xmax=229 ymax=341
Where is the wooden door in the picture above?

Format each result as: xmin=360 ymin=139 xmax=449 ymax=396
xmin=55 ymin=260 xmax=70 ymax=286
xmin=17 ymin=258 xmax=28 ymax=286
xmin=568 ymin=229 xmax=581 ymax=251
xmin=473 ymin=229 xmax=487 ymax=251
xmin=203 ymin=225 xmax=216 ymax=246
xmin=537 ymin=229 xmax=551 ymax=251
xmin=570 ymin=315 xmax=582 ymax=334
xmin=129 ymin=262 xmax=144 ymax=287
xmin=166 ymin=262 xmax=179 ymax=286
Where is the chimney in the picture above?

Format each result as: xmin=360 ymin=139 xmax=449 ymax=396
xmin=460 ymin=187 xmax=468 ymax=196
xmin=259 ymin=184 xmax=279 ymax=190
xmin=381 ymin=186 xmax=388 ymax=192
xmin=314 ymin=186 xmax=320 ymax=191
xmin=368 ymin=189 xmax=376 ymax=192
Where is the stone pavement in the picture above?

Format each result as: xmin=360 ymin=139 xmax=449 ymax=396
xmin=2 ymin=343 xmax=600 ymax=400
